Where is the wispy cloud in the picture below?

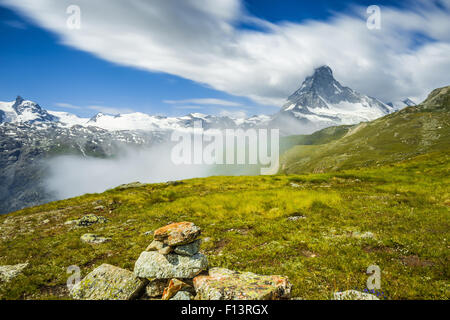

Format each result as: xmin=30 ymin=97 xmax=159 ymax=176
xmin=54 ymin=102 xmax=133 ymax=114
xmin=218 ymin=109 xmax=247 ymax=118
xmin=173 ymin=105 xmax=205 ymax=110
xmin=164 ymin=98 xmax=244 ymax=107
xmin=3 ymin=19 xmax=27 ymax=29
xmin=3 ymin=0 xmax=450 ymax=105
xmin=54 ymin=102 xmax=81 ymax=110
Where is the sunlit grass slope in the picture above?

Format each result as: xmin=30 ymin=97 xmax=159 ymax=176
xmin=0 ymin=152 xmax=448 ymax=299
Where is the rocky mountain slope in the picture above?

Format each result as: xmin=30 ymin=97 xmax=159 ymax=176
xmin=280 ymin=86 xmax=450 ymax=174
xmin=0 ymin=67 xmax=414 ymax=213
xmin=270 ymin=66 xmax=397 ymax=135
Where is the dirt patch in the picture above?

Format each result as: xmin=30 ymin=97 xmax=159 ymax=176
xmin=363 ymin=245 xmax=394 ymax=254
xmin=214 ymin=238 xmax=231 ymax=253
xmin=400 ymin=255 xmax=434 ymax=267
xmin=301 ymin=250 xmax=318 ymax=258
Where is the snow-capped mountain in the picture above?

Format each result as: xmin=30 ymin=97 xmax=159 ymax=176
xmin=0 ymin=96 xmax=264 ymax=131
xmin=0 ymin=96 xmax=56 ymax=124
xmin=0 ymin=68 xmax=401 ymax=136
xmin=386 ymin=98 xmax=416 ymax=111
xmin=270 ymin=66 xmax=395 ymax=135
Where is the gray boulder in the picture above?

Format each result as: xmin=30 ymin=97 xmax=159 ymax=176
xmin=174 ymin=239 xmax=201 ymax=256
xmin=333 ymin=290 xmax=379 ymax=300
xmin=70 ymin=264 xmax=146 ymax=300
xmin=134 ymin=251 xmax=208 ymax=279
xmin=170 ymin=291 xmax=194 ymax=300
xmin=0 ymin=262 xmax=28 ymax=282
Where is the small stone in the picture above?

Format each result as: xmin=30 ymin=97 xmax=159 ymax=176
xmin=65 ymin=220 xmax=78 ymax=225
xmin=145 ymin=279 xmax=168 ymax=297
xmin=333 ymin=290 xmax=379 ymax=300
xmin=0 ymin=263 xmax=28 ymax=282
xmin=158 ymin=246 xmax=174 ymax=255
xmin=170 ymin=291 xmax=193 ymax=300
xmin=70 ymin=264 xmax=146 ymax=300
xmin=77 ymin=214 xmax=108 ymax=227
xmin=352 ymin=231 xmax=375 ymax=239
xmin=80 ymin=233 xmax=110 ymax=244
xmin=153 ymin=222 xmax=201 ymax=246
xmin=144 ymin=230 xmax=154 ymax=236
xmin=94 ymin=205 xmax=105 ymax=211
xmin=162 ymin=278 xmax=190 ymax=300
xmin=146 ymin=240 xmax=173 ymax=254
xmin=146 ymin=240 xmax=165 ymax=251
xmin=193 ymin=267 xmax=292 ymax=300
xmin=287 ymin=215 xmax=306 ymax=221
xmin=134 ymin=251 xmax=208 ymax=279
xmin=166 ymin=181 xmax=183 ymax=186
xmin=42 ymin=219 xmax=50 ymax=224
xmin=174 ymin=239 xmax=201 ymax=256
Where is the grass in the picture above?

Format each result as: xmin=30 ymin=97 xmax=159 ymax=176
xmin=0 ymin=153 xmax=448 ymax=300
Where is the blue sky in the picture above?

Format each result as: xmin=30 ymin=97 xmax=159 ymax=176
xmin=0 ymin=0 xmax=449 ymax=118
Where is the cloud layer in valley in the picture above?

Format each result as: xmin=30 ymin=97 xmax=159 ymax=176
xmin=2 ymin=0 xmax=450 ymax=106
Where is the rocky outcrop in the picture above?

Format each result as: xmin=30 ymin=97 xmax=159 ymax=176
xmin=134 ymin=251 xmax=208 ymax=279
xmin=153 ymin=221 xmax=201 ymax=246
xmin=80 ymin=233 xmax=110 ymax=244
xmin=76 ymin=214 xmax=107 ymax=227
xmin=145 ymin=279 xmax=168 ymax=298
xmin=69 ymin=221 xmax=292 ymax=300
xmin=162 ymin=278 xmax=191 ymax=300
xmin=70 ymin=264 xmax=146 ymax=300
xmin=193 ymin=267 xmax=292 ymax=300
xmin=0 ymin=262 xmax=28 ymax=282
xmin=333 ymin=290 xmax=379 ymax=300
xmin=135 ymin=222 xmax=207 ymax=279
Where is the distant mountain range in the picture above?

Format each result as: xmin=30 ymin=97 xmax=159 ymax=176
xmin=0 ymin=65 xmax=418 ymax=213
xmin=0 ymin=66 xmax=415 ymax=135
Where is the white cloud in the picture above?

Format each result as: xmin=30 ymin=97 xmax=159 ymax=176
xmin=3 ymin=0 xmax=450 ymax=106
xmin=219 ymin=109 xmax=247 ymax=119
xmin=54 ymin=102 xmax=133 ymax=114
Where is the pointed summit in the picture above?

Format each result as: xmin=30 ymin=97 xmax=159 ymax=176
xmin=274 ymin=65 xmax=393 ymax=134
xmin=15 ymin=96 xmax=24 ymax=104
xmin=313 ymin=65 xmax=333 ymax=77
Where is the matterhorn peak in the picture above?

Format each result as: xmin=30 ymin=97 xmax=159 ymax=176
xmin=15 ymin=95 xmax=24 ymax=104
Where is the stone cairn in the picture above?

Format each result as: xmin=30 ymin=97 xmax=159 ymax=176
xmin=70 ymin=221 xmax=293 ymax=300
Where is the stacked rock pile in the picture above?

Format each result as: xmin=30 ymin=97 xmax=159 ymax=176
xmin=134 ymin=221 xmax=208 ymax=300
xmin=70 ymin=221 xmax=292 ymax=300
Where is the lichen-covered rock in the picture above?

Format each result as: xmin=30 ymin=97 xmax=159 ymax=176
xmin=153 ymin=222 xmax=201 ymax=246
xmin=0 ymin=262 xmax=28 ymax=282
xmin=162 ymin=278 xmax=191 ymax=300
xmin=70 ymin=264 xmax=146 ymax=300
xmin=174 ymin=239 xmax=201 ymax=256
xmin=333 ymin=290 xmax=379 ymax=300
xmin=80 ymin=233 xmax=110 ymax=244
xmin=77 ymin=214 xmax=107 ymax=227
xmin=134 ymin=251 xmax=208 ymax=279
xmin=145 ymin=279 xmax=168 ymax=297
xmin=193 ymin=267 xmax=292 ymax=300
xmin=170 ymin=291 xmax=194 ymax=300
xmin=146 ymin=240 xmax=173 ymax=255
